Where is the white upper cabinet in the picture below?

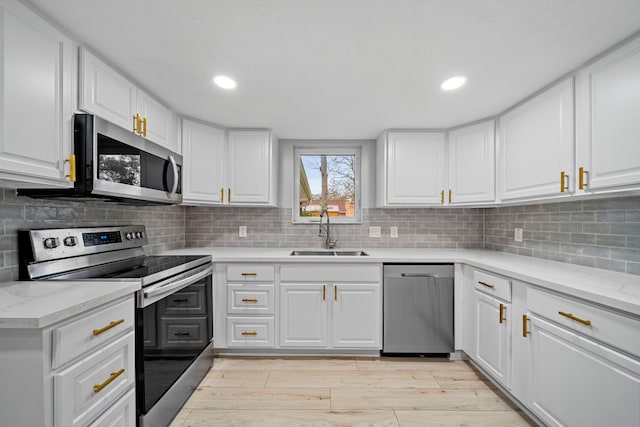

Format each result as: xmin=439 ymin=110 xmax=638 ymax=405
xmin=0 ymin=0 xmax=75 ymax=187
xmin=181 ymin=119 xmax=226 ymax=205
xmin=227 ymin=130 xmax=278 ymax=205
xmin=80 ymin=48 xmax=177 ymax=152
xmin=447 ymin=120 xmax=495 ymax=204
xmin=498 ymin=77 xmax=574 ymax=201
xmin=181 ymin=121 xmax=278 ymax=206
xmin=576 ymin=36 xmax=640 ymax=193
xmin=377 ymin=131 xmax=446 ymax=206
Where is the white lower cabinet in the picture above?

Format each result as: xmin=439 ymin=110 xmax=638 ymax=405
xmin=465 ymin=266 xmax=640 ymax=427
xmin=524 ymin=314 xmax=640 ymax=427
xmin=279 ymin=264 xmax=382 ymax=350
xmin=0 ymin=295 xmax=136 ymax=427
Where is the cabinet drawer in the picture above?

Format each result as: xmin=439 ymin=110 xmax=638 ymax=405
xmin=228 ymin=264 xmax=275 ymax=281
xmin=473 ymin=270 xmax=511 ymax=302
xmin=158 ymin=282 xmax=207 ymax=315
xmin=228 ymin=283 xmax=275 ymax=314
xmin=281 ymin=264 xmax=381 ymax=282
xmin=53 ymin=298 xmax=134 ymax=369
xmin=227 ymin=317 xmax=275 ymax=347
xmin=54 ymin=332 xmax=135 ymax=427
xmin=527 ymin=287 xmax=640 ymax=356
xmin=89 ymin=387 xmax=135 ymax=427
xmin=159 ymin=317 xmax=209 ymax=348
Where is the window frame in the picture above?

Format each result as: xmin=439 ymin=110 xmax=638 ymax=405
xmin=293 ymin=146 xmax=362 ymax=224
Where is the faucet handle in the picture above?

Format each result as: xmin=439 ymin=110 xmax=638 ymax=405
xmin=328 ymin=240 xmax=337 ymax=249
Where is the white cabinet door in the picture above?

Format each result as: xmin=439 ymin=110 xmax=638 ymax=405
xmin=137 ymin=90 xmax=176 ymax=152
xmin=331 ymin=284 xmax=381 ymax=348
xmin=576 ymin=36 xmax=640 ymax=192
xmin=80 ymin=48 xmax=136 ymax=133
xmin=280 ymin=284 xmax=328 ymax=347
xmin=378 ymin=131 xmax=446 ymax=206
xmin=525 ymin=314 xmax=640 ymax=427
xmin=498 ymin=78 xmax=574 ymax=201
xmin=181 ymin=119 xmax=226 ymax=204
xmin=448 ymin=121 xmax=495 ymax=204
xmin=0 ymin=0 xmax=74 ymax=187
xmin=474 ymin=290 xmax=511 ymax=388
xmin=227 ymin=130 xmax=276 ymax=205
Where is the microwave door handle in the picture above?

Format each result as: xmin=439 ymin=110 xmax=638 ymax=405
xmin=168 ymin=155 xmax=179 ymax=195
xmin=140 ymin=265 xmax=212 ymax=307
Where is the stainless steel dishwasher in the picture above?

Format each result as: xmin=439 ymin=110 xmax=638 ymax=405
xmin=383 ymin=264 xmax=454 ymax=354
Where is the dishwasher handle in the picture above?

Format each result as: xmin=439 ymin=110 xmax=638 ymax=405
xmin=400 ymin=273 xmax=438 ymax=278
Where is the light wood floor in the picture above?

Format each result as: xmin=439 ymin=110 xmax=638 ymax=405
xmin=169 ymin=356 xmax=535 ymax=427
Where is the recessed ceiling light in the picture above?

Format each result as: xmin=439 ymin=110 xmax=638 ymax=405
xmin=440 ymin=75 xmax=467 ymax=91
xmin=212 ymin=75 xmax=237 ymax=90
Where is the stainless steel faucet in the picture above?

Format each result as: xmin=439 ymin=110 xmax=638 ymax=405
xmin=319 ymin=209 xmax=337 ymax=249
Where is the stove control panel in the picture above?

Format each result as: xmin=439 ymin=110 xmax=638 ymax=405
xmin=23 ymin=226 xmax=149 ymax=262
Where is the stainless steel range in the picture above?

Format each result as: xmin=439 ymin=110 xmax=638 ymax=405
xmin=18 ymin=225 xmax=213 ymax=427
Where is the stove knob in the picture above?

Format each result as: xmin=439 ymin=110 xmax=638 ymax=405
xmin=139 ymin=231 xmax=145 ymax=239
xmin=135 ymin=232 xmax=142 ymax=239
xmin=125 ymin=232 xmax=133 ymax=240
xmin=63 ymin=236 xmax=77 ymax=247
xmin=43 ymin=237 xmax=59 ymax=249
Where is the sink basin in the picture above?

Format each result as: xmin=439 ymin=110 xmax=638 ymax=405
xmin=290 ymin=250 xmax=368 ymax=256
xmin=290 ymin=250 xmax=336 ymax=256
xmin=334 ymin=251 xmax=369 ymax=256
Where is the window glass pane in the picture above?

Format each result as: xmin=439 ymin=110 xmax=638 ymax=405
xmin=299 ymin=154 xmax=356 ymax=218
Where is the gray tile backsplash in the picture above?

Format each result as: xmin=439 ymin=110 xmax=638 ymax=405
xmin=0 ymin=189 xmax=186 ymax=281
xmin=1 ymin=187 xmax=639 ymax=280
xmin=485 ymin=196 xmax=640 ymax=275
xmin=184 ymin=207 xmax=485 ymax=249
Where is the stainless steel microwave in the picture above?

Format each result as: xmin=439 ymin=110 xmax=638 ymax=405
xmin=19 ymin=114 xmax=182 ymax=205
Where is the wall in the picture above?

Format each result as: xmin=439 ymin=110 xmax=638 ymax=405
xmin=485 ymin=196 xmax=640 ymax=275
xmin=185 ymin=207 xmax=485 ymax=249
xmin=0 ymin=189 xmax=186 ymax=281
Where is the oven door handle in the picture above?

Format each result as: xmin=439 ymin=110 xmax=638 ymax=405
xmin=140 ymin=264 xmax=212 ymax=308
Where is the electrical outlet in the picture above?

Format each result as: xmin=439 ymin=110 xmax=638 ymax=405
xmin=369 ymin=226 xmax=381 ymax=238
xmin=390 ymin=226 xmax=398 ymax=238
xmin=514 ymin=227 xmax=523 ymax=242
xmin=239 ymin=226 xmax=247 ymax=238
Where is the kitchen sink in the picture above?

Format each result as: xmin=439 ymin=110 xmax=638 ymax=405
xmin=290 ymin=250 xmax=369 ymax=256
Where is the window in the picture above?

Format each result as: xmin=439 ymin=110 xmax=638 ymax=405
xmin=294 ymin=147 xmax=361 ymax=223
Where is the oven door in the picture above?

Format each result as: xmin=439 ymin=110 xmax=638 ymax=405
xmin=135 ymin=265 xmax=213 ymax=417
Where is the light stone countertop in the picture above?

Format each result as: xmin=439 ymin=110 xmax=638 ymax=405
xmin=162 ymin=247 xmax=640 ymax=316
xmin=0 ymin=281 xmax=140 ymax=329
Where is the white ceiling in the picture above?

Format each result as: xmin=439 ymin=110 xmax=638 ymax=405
xmin=28 ymin=0 xmax=640 ymax=139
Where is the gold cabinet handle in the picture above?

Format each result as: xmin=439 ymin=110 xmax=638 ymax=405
xmin=448 ymin=189 xmax=452 ymax=204
xmin=558 ymin=311 xmax=591 ymax=326
xmin=133 ymin=113 xmax=141 ymax=134
xmin=65 ymin=154 xmax=76 ymax=182
xmin=440 ymin=190 xmax=445 ymax=205
xmin=478 ymin=281 xmax=495 ymax=289
xmin=522 ymin=314 xmax=530 ymax=337
xmin=560 ymin=171 xmax=569 ymax=193
xmin=228 ymin=188 xmax=231 ymax=203
xmin=93 ymin=368 xmax=125 ymax=393
xmin=220 ymin=187 xmax=224 ymax=202
xmin=323 ymin=284 xmax=326 ymax=301
xmin=334 ymin=285 xmax=337 ymax=301
xmin=242 ymin=298 xmax=258 ymax=303
xmin=579 ymin=166 xmax=588 ymax=190
xmin=241 ymin=273 xmax=257 ymax=277
xmin=241 ymin=331 xmax=258 ymax=336
xmin=142 ymin=116 xmax=147 ymax=137
xmin=499 ymin=303 xmax=506 ymax=324
xmin=92 ymin=319 xmax=125 ymax=336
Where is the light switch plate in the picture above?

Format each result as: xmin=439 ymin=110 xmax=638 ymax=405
xmin=390 ymin=226 xmax=398 ymax=238
xmin=514 ymin=227 xmax=523 ymax=242
xmin=239 ymin=226 xmax=247 ymax=238
xmin=369 ymin=226 xmax=381 ymax=238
